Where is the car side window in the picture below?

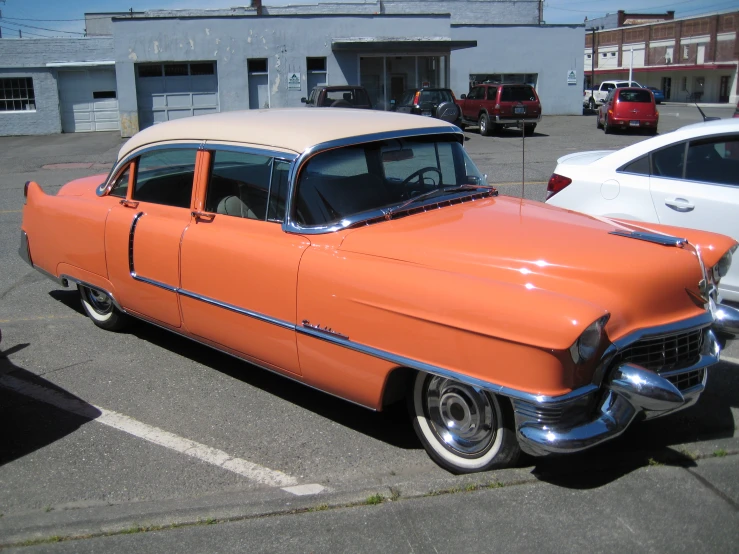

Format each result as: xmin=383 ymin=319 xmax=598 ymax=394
xmin=133 ymin=149 xmax=197 ymax=208
xmin=651 ymin=143 xmax=686 ymax=179
xmin=620 ymin=155 xmax=650 ymax=175
xmin=108 ymin=166 xmax=131 ymax=198
xmin=470 ymin=87 xmax=484 ymax=100
xmin=205 ymin=150 xmax=272 ymax=220
xmin=267 ymin=160 xmax=291 ymax=222
xmin=685 ymin=137 xmax=739 ymax=186
xmin=486 ymin=87 xmax=498 ymax=101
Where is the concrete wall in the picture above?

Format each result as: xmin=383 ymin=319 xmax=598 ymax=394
xmin=0 ymin=69 xmax=61 ymax=136
xmin=0 ymin=38 xmax=114 ymax=67
xmin=0 ymin=38 xmax=114 ymax=136
xmin=450 ymin=25 xmax=585 ymax=115
xmin=113 ymin=14 xmax=450 ymax=135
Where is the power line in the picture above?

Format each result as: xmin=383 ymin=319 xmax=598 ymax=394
xmin=0 ymin=18 xmax=85 ymax=35
xmin=0 ymin=22 xmax=57 ymax=38
xmin=0 ymin=15 xmax=117 ymax=22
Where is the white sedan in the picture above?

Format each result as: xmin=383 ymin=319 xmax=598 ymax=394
xmin=545 ymin=118 xmax=739 ymax=304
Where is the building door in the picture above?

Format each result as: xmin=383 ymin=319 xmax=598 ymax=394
xmin=135 ymin=62 xmax=219 ymax=130
xmin=390 ymin=75 xmax=405 ymax=106
xmin=58 ymin=69 xmax=120 ymax=132
xmin=719 ymin=76 xmax=730 ymax=103
xmin=248 ymin=58 xmax=269 ymax=109
xmin=661 ymin=77 xmax=671 ymax=100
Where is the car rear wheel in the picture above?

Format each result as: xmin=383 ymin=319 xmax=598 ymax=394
xmin=478 ymin=113 xmax=491 ymax=136
xmin=409 ymin=371 xmax=520 ymax=473
xmin=524 ymin=124 xmax=536 ymax=136
xmin=603 ymin=115 xmax=611 ymax=134
xmin=78 ymin=285 xmax=130 ymax=331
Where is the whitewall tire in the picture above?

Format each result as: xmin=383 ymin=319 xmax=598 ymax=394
xmin=78 ymin=285 xmax=129 ymax=331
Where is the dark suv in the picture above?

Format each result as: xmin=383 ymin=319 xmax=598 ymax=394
xmin=392 ymin=87 xmax=461 ymax=124
xmin=301 ymin=86 xmax=373 ymax=109
xmin=457 ymin=83 xmax=542 ymax=135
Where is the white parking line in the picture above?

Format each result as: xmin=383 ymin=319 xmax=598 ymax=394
xmin=0 ymin=374 xmax=322 ymax=493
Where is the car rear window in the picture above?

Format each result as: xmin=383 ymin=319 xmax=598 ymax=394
xmin=500 ymin=86 xmax=536 ymax=102
xmin=418 ymin=90 xmax=454 ymax=104
xmin=618 ymin=90 xmax=652 ymax=103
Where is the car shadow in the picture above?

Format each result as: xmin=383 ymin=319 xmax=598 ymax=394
xmin=530 ymin=359 xmax=737 ymax=488
xmin=126 ymin=320 xmax=420 ymax=451
xmin=0 ymin=342 xmax=102 ymax=467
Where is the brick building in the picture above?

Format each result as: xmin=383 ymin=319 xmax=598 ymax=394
xmin=584 ymin=9 xmax=738 ymax=104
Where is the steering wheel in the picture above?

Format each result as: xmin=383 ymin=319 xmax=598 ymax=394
xmin=401 ymin=167 xmax=442 ymax=190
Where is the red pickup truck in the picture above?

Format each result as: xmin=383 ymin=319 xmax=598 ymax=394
xmin=457 ymin=83 xmax=542 ymax=136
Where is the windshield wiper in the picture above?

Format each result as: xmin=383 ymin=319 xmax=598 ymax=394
xmin=385 ymin=185 xmax=496 ymax=218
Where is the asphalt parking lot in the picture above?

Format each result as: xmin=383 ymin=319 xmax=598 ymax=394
xmin=1 ymin=105 xmax=738 ymax=551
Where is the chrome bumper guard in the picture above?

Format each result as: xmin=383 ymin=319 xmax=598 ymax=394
xmin=515 ymin=329 xmax=719 ymax=456
xmin=713 ymin=302 xmax=739 ymax=338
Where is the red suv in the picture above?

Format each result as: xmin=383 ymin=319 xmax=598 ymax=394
xmin=457 ymin=83 xmax=542 ymax=135
xmin=597 ymin=87 xmax=658 ymax=134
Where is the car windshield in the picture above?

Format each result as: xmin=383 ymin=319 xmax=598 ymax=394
xmin=618 ymin=90 xmax=652 ymax=102
xmin=294 ymin=136 xmax=488 ymax=227
xmin=418 ymin=90 xmax=454 ymax=104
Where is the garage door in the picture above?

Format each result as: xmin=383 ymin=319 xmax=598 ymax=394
xmin=58 ymin=69 xmax=120 ymax=132
xmin=136 ymin=62 xmax=219 ymax=129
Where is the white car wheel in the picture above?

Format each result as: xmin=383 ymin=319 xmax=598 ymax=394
xmin=410 ymin=372 xmax=520 ymax=473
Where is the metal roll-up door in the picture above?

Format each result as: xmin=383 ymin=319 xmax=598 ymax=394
xmin=58 ymin=69 xmax=120 ymax=132
xmin=136 ymin=62 xmax=219 ymax=129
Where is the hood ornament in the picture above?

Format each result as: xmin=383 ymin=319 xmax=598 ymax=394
xmin=609 ymin=230 xmax=687 ymax=247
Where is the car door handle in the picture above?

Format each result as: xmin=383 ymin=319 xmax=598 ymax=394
xmin=119 ymin=199 xmax=139 ymax=208
xmin=664 ymin=198 xmax=695 ymax=212
xmin=191 ymin=210 xmax=215 ymax=220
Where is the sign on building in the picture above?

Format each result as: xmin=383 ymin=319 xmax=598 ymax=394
xmin=288 ymin=72 xmax=301 ymax=91
xmin=567 ymin=70 xmax=577 ymax=85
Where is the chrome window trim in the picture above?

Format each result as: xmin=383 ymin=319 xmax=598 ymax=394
xmin=201 ymin=142 xmax=298 ymax=162
xmin=282 ymin=126 xmax=464 ymax=235
xmin=97 ymin=142 xmax=205 ymax=197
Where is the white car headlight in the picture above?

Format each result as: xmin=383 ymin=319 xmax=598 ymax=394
xmin=570 ymin=315 xmax=609 ymax=365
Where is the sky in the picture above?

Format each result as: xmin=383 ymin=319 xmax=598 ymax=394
xmin=0 ymin=0 xmax=734 ymax=37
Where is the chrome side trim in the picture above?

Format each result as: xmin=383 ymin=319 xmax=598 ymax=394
xmin=127 ymin=211 xmax=178 ymax=293
xmin=178 ymin=289 xmax=295 ymax=331
xmin=282 ymin=126 xmax=464 ymax=236
xmin=18 ymin=230 xmax=32 ymax=266
xmin=609 ymin=229 xmax=687 ymax=248
xmin=296 ymin=322 xmax=599 ymax=405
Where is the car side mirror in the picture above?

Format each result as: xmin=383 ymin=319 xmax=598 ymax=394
xmin=460 ymin=94 xmax=467 ymax=99
xmin=301 ymin=97 xmax=307 ymax=103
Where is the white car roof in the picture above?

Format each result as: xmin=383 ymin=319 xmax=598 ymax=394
xmin=562 ymin=118 xmax=739 ymax=170
xmin=118 ymin=108 xmax=459 ymax=161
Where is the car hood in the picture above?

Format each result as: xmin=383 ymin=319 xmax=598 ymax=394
xmin=338 ymin=196 xmax=709 ymax=342
xmin=556 ymin=150 xmax=614 ymax=166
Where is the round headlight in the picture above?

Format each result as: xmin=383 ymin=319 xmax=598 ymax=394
xmin=570 ymin=315 xmax=609 ymax=365
xmin=713 ymin=248 xmax=734 ymax=283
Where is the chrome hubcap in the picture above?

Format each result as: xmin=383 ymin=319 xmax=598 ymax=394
xmin=86 ymin=287 xmax=112 ymax=315
xmin=424 ymin=376 xmax=497 ymax=457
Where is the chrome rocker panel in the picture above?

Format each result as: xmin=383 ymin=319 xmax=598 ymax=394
xmin=516 ymin=328 xmax=719 ymax=456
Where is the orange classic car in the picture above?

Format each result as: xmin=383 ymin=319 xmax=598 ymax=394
xmin=19 ymin=109 xmax=739 ymax=473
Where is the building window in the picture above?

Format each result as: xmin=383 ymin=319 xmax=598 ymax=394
xmin=248 ymin=58 xmax=268 ymax=74
xmin=137 ymin=63 xmax=215 ymax=78
xmin=586 ymin=54 xmax=592 ymax=59
xmin=683 ymin=45 xmax=689 ymax=59
xmin=0 ymin=77 xmax=36 ymax=111
xmin=306 ymin=57 xmax=326 ymax=72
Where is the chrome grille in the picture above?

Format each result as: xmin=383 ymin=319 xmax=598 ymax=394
xmin=665 ymin=369 xmax=705 ymax=391
xmin=617 ymin=329 xmax=703 ymax=373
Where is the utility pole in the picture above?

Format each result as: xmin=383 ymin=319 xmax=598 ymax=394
xmin=587 ymin=26 xmax=597 ymax=107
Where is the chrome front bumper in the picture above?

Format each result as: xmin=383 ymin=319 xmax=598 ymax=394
xmin=515 ymin=328 xmax=720 ymax=457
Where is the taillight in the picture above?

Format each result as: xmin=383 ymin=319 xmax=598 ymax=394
xmin=24 ymin=181 xmax=31 ymax=202
xmin=546 ymin=173 xmax=572 ymax=199
xmin=413 ymin=91 xmax=421 ymax=105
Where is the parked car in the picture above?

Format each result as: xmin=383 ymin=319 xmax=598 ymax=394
xmin=301 ymin=85 xmax=372 ymax=109
xmin=596 ymin=87 xmax=659 ymax=134
xmin=20 ymin=109 xmax=738 ymax=473
xmin=391 ymin=87 xmax=461 ymax=124
xmin=457 ymin=83 xmax=542 ymax=136
xmin=645 ymin=86 xmax=665 ymax=104
xmin=583 ymin=80 xmax=643 ymax=110
xmin=546 ymin=117 xmax=739 ymax=316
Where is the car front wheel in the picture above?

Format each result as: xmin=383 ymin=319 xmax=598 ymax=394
xmin=78 ymin=285 xmax=130 ymax=331
xmin=410 ymin=372 xmax=520 ymax=473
